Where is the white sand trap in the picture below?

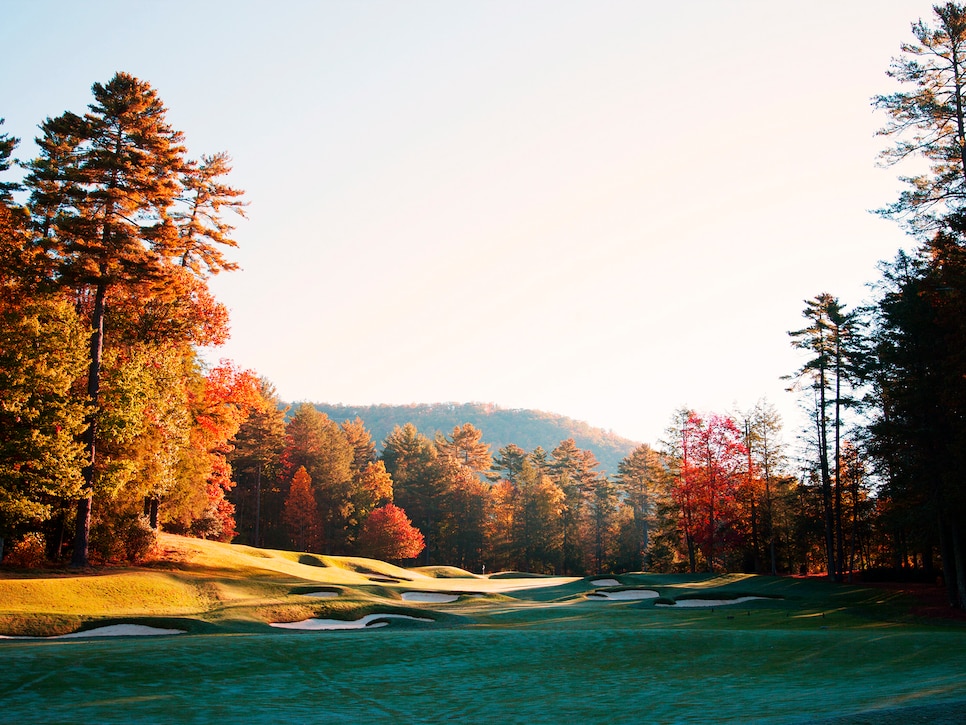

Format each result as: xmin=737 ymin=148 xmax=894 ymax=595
xmin=590 ymin=578 xmax=621 ymax=587
xmin=270 ymin=614 xmax=433 ymax=630
xmin=656 ymin=596 xmax=768 ymax=608
xmin=0 ymin=625 xmax=186 ymax=640
xmin=589 ymin=589 xmax=660 ymax=601
xmin=302 ymin=591 xmax=340 ymax=599
xmin=401 ymin=591 xmax=460 ymax=603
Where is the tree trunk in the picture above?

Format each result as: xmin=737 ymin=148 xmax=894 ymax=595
xmin=71 ymin=279 xmax=107 ymax=568
xmin=953 ymin=521 xmax=966 ymax=610
xmin=254 ymin=462 xmax=262 ymax=548
xmin=816 ymin=396 xmax=835 ymax=581
xmin=834 ymin=342 xmax=844 ymax=582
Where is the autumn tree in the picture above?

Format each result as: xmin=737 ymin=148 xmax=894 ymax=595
xmin=487 ymin=446 xmax=565 ymax=573
xmin=282 ymin=404 xmax=354 ymax=553
xmin=356 ymin=503 xmax=425 ymax=561
xmin=381 ymin=423 xmax=442 ymax=563
xmin=283 ymin=466 xmax=322 ymax=552
xmin=22 ymin=73 xmax=243 ymax=566
xmin=355 ymin=461 xmax=393 ymax=513
xmin=549 ymin=439 xmax=604 ymax=574
xmin=229 ymin=379 xmax=287 ymax=547
xmin=0 ymin=293 xmax=88 ymax=560
xmin=436 ymin=423 xmax=492 ymax=473
xmin=435 ymin=424 xmax=491 ymax=570
xmin=674 ymin=412 xmax=748 ymax=573
xmin=342 ymin=417 xmax=376 ymax=474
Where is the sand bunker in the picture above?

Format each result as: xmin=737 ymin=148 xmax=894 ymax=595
xmin=655 ymin=596 xmax=768 ymax=607
xmin=0 ymin=624 xmax=186 ymax=639
xmin=590 ymin=579 xmax=621 ymax=587
xmin=270 ymin=614 xmax=433 ymax=630
xmin=588 ymin=589 xmax=660 ymax=601
xmin=401 ymin=591 xmax=460 ymax=603
xmin=302 ymin=591 xmax=340 ymax=599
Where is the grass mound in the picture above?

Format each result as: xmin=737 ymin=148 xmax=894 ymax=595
xmin=411 ymin=565 xmax=480 ymax=579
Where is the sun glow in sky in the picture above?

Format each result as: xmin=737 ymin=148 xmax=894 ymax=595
xmin=2 ymin=1 xmax=935 ymax=444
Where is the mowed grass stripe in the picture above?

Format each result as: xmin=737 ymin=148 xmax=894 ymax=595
xmin=1 ymin=628 xmax=965 ymax=724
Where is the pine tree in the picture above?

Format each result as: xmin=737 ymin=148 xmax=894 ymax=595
xmin=229 ymin=379 xmax=287 ymax=547
xmin=0 ymin=119 xmax=21 ymax=203
xmin=281 ymin=404 xmax=354 ymax=553
xmin=875 ymin=2 xmax=966 ymax=235
xmin=615 ymin=444 xmax=663 ymax=571
xmin=22 ymin=73 xmax=242 ymax=566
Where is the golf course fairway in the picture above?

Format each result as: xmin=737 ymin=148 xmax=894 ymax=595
xmin=1 ymin=534 xmax=963 ymax=724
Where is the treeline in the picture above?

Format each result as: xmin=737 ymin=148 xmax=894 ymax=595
xmin=229 ymin=398 xmax=833 ymax=578
xmin=308 ymin=402 xmax=639 ymax=474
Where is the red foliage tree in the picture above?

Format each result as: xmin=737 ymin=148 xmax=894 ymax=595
xmin=357 ymin=503 xmax=425 ymax=561
xmin=674 ymin=412 xmax=749 ymax=572
xmin=184 ymin=361 xmax=260 ymax=540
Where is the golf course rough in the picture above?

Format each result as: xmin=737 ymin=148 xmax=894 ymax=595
xmin=2 ymin=534 xmax=965 ymax=723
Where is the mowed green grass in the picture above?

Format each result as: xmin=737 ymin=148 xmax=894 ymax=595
xmin=1 ymin=535 xmax=965 ymax=724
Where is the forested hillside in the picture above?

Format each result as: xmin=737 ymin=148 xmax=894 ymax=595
xmin=305 ymin=403 xmax=640 ymax=475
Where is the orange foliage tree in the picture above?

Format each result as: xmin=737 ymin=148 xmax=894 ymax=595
xmin=283 ymin=466 xmax=323 ymax=552
xmin=357 ymin=503 xmax=425 ymax=561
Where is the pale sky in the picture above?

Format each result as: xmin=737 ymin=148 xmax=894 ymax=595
xmin=2 ymin=1 xmax=934 ymax=445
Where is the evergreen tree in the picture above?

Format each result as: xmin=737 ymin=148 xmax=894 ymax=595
xmin=875 ymin=2 xmax=966 ymax=235
xmin=282 ymin=404 xmax=354 ymax=553
xmin=229 ymin=379 xmax=287 ymax=547
xmin=870 ymin=1 xmax=966 ymax=608
xmin=615 ymin=444 xmax=663 ymax=571
xmin=0 ymin=119 xmax=21 ymax=203
xmin=787 ymin=294 xmax=861 ymax=580
xmin=22 ymin=73 xmax=242 ymax=565
xmin=381 ymin=423 xmax=442 ymax=564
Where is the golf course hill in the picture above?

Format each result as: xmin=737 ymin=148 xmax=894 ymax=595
xmin=0 ymin=532 xmax=959 ymax=639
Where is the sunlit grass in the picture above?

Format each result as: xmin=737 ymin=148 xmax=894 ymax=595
xmin=1 ymin=534 xmax=965 ymax=722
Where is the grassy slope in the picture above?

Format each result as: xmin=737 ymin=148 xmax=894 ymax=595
xmin=1 ymin=535 xmax=965 ymax=724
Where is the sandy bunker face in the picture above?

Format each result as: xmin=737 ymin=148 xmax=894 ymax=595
xmin=591 ymin=579 xmax=621 ymax=587
xmin=588 ymin=589 xmax=660 ymax=600
xmin=0 ymin=624 xmax=186 ymax=639
xmin=656 ymin=596 xmax=769 ymax=608
xmin=302 ymin=591 xmax=340 ymax=599
xmin=270 ymin=614 xmax=433 ymax=631
xmin=401 ymin=591 xmax=461 ymax=603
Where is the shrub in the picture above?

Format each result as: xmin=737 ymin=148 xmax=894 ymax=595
xmin=3 ymin=532 xmax=48 ymax=568
xmin=89 ymin=514 xmax=158 ymax=564
xmin=122 ymin=515 xmax=158 ymax=563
